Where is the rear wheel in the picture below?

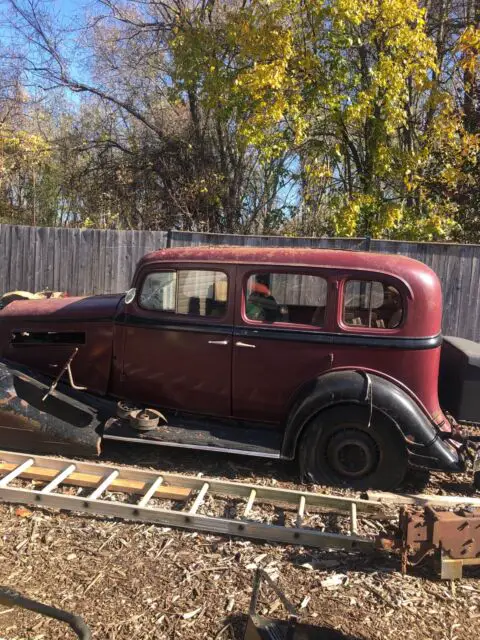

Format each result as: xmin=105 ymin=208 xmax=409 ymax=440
xmin=299 ymin=404 xmax=408 ymax=490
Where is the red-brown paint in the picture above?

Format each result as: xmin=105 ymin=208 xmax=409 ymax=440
xmin=0 ymin=295 xmax=121 ymax=394
xmin=117 ymin=263 xmax=236 ymax=415
xmin=0 ymin=246 xmax=447 ymax=429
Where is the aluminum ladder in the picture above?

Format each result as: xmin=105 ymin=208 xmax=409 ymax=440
xmin=0 ymin=450 xmax=380 ymax=552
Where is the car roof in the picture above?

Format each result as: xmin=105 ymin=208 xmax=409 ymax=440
xmin=140 ymin=245 xmax=433 ymax=280
xmin=137 ymin=245 xmax=443 ymax=337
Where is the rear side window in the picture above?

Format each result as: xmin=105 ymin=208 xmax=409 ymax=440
xmin=343 ymin=280 xmax=403 ymax=329
xmin=139 ymin=270 xmax=228 ymax=318
xmin=245 ymin=272 xmax=327 ymax=326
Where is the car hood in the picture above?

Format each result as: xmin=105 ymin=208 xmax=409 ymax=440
xmin=0 ymin=293 xmax=124 ymax=323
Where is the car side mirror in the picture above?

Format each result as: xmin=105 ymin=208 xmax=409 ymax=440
xmin=125 ymin=288 xmax=136 ymax=305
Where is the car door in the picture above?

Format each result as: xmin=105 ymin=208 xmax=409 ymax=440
xmin=119 ymin=263 xmax=235 ymax=417
xmin=232 ymin=266 xmax=334 ymax=423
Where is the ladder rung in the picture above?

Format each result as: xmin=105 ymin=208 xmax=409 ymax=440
xmin=41 ymin=464 xmax=76 ymax=494
xmin=0 ymin=458 xmax=34 ymax=487
xmin=189 ymin=482 xmax=209 ymax=515
xmin=297 ymin=495 xmax=306 ymax=528
xmin=138 ymin=476 xmax=164 ymax=507
xmin=88 ymin=470 xmax=119 ymax=500
xmin=243 ymin=489 xmax=256 ymax=517
xmin=350 ymin=502 xmax=358 ymax=535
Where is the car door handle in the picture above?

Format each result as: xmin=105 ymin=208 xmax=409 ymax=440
xmin=208 ymin=340 xmax=229 ymax=346
xmin=235 ymin=341 xmax=256 ymax=349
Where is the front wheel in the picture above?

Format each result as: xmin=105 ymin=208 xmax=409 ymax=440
xmin=299 ymin=404 xmax=408 ymax=490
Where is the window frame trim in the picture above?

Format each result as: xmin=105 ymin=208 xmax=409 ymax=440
xmin=138 ymin=268 xmax=178 ymax=314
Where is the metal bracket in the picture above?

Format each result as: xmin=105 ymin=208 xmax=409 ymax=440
xmin=249 ymin=569 xmax=299 ymax=627
xmin=42 ymin=348 xmax=87 ymax=401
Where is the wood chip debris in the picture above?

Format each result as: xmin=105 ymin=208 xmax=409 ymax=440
xmin=182 ymin=606 xmax=202 ymax=619
xmin=1 ymin=442 xmax=480 ymax=639
xmin=320 ymin=573 xmax=349 ymax=589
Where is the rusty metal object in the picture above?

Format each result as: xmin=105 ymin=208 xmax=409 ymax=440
xmin=116 ymin=402 xmax=167 ymax=430
xmin=377 ymin=504 xmax=480 ymax=579
xmin=0 ymin=363 xmax=100 ymax=457
xmin=0 ymin=586 xmax=90 ymax=639
xmin=400 ymin=505 xmax=480 ymax=563
xmin=42 ymin=348 xmax=87 ymax=401
xmin=116 ymin=400 xmax=140 ymax=420
xmin=129 ymin=408 xmax=167 ymax=432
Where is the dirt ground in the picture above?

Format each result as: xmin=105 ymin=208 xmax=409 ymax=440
xmin=1 ymin=442 xmax=480 ymax=640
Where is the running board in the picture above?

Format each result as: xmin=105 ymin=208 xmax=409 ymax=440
xmin=0 ymin=450 xmax=378 ymax=552
xmin=0 ymin=363 xmax=283 ymax=459
xmin=102 ymin=417 xmax=283 ymax=459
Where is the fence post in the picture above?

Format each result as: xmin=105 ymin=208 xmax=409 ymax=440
xmin=364 ymin=235 xmax=371 ymax=251
xmin=166 ymin=229 xmax=173 ymax=248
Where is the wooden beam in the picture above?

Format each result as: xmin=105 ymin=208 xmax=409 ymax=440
xmin=367 ymin=491 xmax=480 ymax=508
xmin=0 ymin=462 xmax=191 ymax=501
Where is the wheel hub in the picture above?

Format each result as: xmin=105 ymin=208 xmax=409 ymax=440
xmin=326 ymin=430 xmax=378 ymax=479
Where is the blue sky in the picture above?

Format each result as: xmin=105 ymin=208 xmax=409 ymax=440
xmin=0 ymin=1 xmax=94 ymax=102
xmin=60 ymin=0 xmax=79 ymax=13
xmin=57 ymin=0 xmax=87 ymax=20
xmin=1 ymin=1 xmax=89 ymax=54
xmin=43 ymin=1 xmax=94 ymax=93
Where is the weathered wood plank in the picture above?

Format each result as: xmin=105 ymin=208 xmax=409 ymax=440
xmin=14 ymin=225 xmax=26 ymax=291
xmin=0 ymin=462 xmax=191 ymax=501
xmin=367 ymin=490 xmax=480 ymax=508
xmin=34 ymin=226 xmax=46 ymax=291
xmin=51 ymin=227 xmax=61 ymax=292
xmin=25 ymin=225 xmax=36 ymax=293
xmin=91 ymin=229 xmax=102 ymax=295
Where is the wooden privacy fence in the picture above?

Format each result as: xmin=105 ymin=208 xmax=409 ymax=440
xmin=0 ymin=225 xmax=168 ymax=296
xmin=1 ymin=224 xmax=479 ymax=341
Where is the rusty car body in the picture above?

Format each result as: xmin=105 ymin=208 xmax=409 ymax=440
xmin=0 ymin=246 xmax=477 ymax=490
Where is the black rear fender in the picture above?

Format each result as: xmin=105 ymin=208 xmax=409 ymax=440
xmin=282 ymin=370 xmax=463 ymax=472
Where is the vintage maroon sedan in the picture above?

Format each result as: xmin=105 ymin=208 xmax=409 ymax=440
xmin=0 ymin=246 xmax=477 ymax=490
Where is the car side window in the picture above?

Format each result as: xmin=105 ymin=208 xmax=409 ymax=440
xmin=139 ymin=270 xmax=228 ymax=318
xmin=177 ymin=270 xmax=228 ymax=317
xmin=343 ymin=280 xmax=403 ymax=329
xmin=139 ymin=271 xmax=177 ymax=311
xmin=245 ymin=272 xmax=327 ymax=326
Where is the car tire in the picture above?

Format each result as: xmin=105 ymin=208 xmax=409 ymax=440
xmin=299 ymin=404 xmax=408 ymax=491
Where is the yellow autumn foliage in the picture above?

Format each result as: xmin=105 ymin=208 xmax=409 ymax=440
xmin=171 ymin=0 xmax=478 ymax=240
xmin=0 ymin=128 xmax=51 ymax=178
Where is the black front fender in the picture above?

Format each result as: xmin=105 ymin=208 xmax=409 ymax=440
xmin=282 ymin=370 xmax=463 ymax=472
